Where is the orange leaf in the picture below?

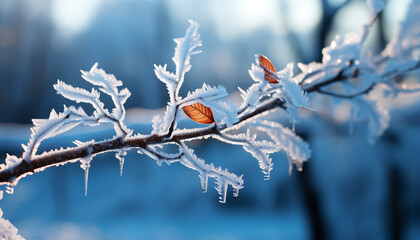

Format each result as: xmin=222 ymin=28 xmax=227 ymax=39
xmin=257 ymin=54 xmax=278 ymax=84
xmin=182 ymin=102 xmax=215 ymax=124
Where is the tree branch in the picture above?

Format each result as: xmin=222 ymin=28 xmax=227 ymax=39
xmin=2 ymin=57 xmax=418 ymax=185
xmin=1 ymin=15 xmax=420 ymax=189
xmin=316 ymin=83 xmax=376 ymax=99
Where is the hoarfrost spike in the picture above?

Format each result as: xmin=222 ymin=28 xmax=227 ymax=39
xmin=82 ymin=162 xmax=90 ymax=196
xmin=116 ymin=150 xmax=127 ymax=176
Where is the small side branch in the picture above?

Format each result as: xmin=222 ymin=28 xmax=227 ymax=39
xmin=316 ymin=83 xmax=376 ymax=99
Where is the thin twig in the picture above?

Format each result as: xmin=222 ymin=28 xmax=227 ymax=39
xmin=316 ymin=83 xmax=376 ymax=99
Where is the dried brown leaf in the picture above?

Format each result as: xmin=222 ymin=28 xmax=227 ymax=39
xmin=258 ymin=54 xmax=278 ymax=84
xmin=182 ymin=102 xmax=215 ymax=124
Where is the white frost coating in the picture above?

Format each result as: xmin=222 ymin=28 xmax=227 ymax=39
xmin=238 ymin=84 xmax=263 ymax=111
xmin=181 ymin=83 xmax=228 ymax=103
xmin=243 ymin=144 xmax=274 ymax=180
xmin=178 ymin=83 xmax=238 ymax=126
xmin=81 ymin=63 xmax=131 ymax=117
xmin=203 ymin=100 xmax=237 ymax=127
xmin=214 ymin=131 xmax=279 ymax=180
xmin=179 ymin=143 xmax=244 ymax=203
xmin=239 ymin=64 xmax=270 ymax=113
xmin=322 ymin=33 xmax=362 ymax=67
xmin=351 ymin=96 xmax=390 ymax=143
xmin=55 ymin=63 xmax=131 ymax=138
xmin=301 ymin=29 xmax=367 ymax=91
xmin=173 ymin=20 xmax=202 ymax=100
xmin=0 ymin=206 xmax=25 ymax=240
xmin=115 ymin=150 xmax=127 ymax=176
xmin=152 ymin=20 xmax=203 ymax=135
xmin=143 ymin=145 xmax=182 ymax=166
xmin=81 ymin=63 xmax=131 ymax=136
xmin=179 ymin=97 xmax=237 ymax=127
xmin=22 ymin=106 xmax=89 ymax=162
xmin=275 ymin=63 xmax=313 ymax=115
xmin=297 ymin=61 xmax=324 ymax=76
xmin=242 ymin=59 xmax=312 ymax=122
xmin=151 ymin=114 xmax=164 ymax=134
xmin=1 ymin=154 xmax=22 ymax=169
xmin=5 ymin=186 xmax=13 ymax=195
xmin=156 ymin=103 xmax=177 ymax=134
xmin=54 ymin=80 xmax=101 ymax=106
xmin=154 ymin=64 xmax=177 ymax=103
xmin=74 ymin=140 xmax=95 ymax=196
xmin=253 ymin=120 xmax=311 ymax=172
xmin=248 ymin=63 xmax=266 ymax=83
xmin=3 ymin=7 xmax=418 ymax=212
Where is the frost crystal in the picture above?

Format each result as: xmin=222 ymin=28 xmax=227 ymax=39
xmin=214 ymin=131 xmax=279 ymax=179
xmin=0 ymin=210 xmax=24 ymax=240
xmin=152 ymin=20 xmax=206 ymax=134
xmin=179 ymin=143 xmax=244 ymax=203
xmin=55 ymin=63 xmax=131 ymax=138
xmin=351 ymin=96 xmax=390 ymax=143
xmin=74 ymin=140 xmax=95 ymax=196
xmin=253 ymin=120 xmax=311 ymax=172
xmin=115 ymin=150 xmax=127 ymax=176
xmin=173 ymin=20 xmax=202 ymax=99
xmin=1 ymin=155 xmax=22 ymax=169
xmin=322 ymin=33 xmax=362 ymax=67
xmin=241 ymin=57 xmax=313 ymax=123
xmin=180 ymin=83 xmax=237 ymax=126
xmin=22 ymin=106 xmax=89 ymax=162
xmin=0 ymin=192 xmax=25 ymax=240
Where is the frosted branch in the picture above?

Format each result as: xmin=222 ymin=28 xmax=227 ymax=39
xmin=1 ymin=0 xmax=420 ymax=205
